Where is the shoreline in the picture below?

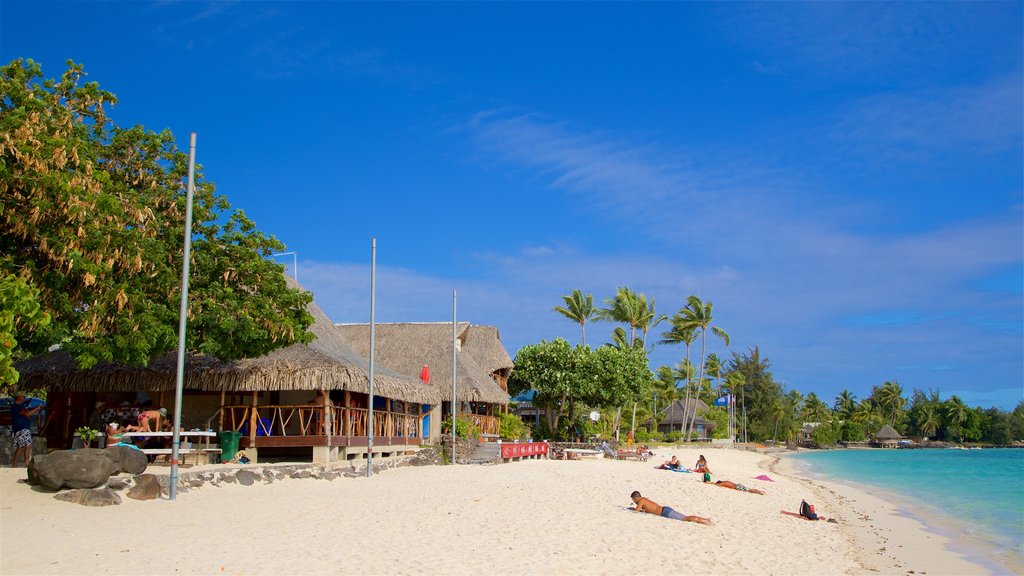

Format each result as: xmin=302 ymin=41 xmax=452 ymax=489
xmin=776 ymin=451 xmax=1003 ymax=575
xmin=0 ymin=447 xmax=1009 ymax=575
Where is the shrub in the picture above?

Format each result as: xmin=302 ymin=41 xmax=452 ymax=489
xmin=499 ymin=413 xmax=529 ymax=440
xmin=840 ymin=421 xmax=865 ymax=442
xmin=811 ymin=423 xmax=837 ymax=448
xmin=649 ymin=431 xmax=665 ymax=443
xmin=665 ymin=431 xmax=682 ymax=443
xmin=441 ymin=415 xmax=476 ymax=438
xmin=634 ymin=426 xmax=650 ymax=443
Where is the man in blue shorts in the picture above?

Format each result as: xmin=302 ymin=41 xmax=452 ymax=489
xmin=630 ymin=490 xmax=712 ymax=525
xmin=10 ymin=392 xmax=43 ymax=468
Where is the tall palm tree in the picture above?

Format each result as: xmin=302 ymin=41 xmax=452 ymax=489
xmin=660 ymin=323 xmax=698 ymax=435
xmin=636 ymin=297 xmax=667 ymax=349
xmin=945 ymin=396 xmax=968 ymax=439
xmin=674 ymin=295 xmax=729 ymax=439
xmin=916 ymin=405 xmax=940 ymax=438
xmin=878 ymin=381 xmax=907 ymax=426
xmin=705 ymin=353 xmax=723 ymax=398
xmin=598 ymin=286 xmax=645 ymax=344
xmin=833 ymin=390 xmax=857 ymax=419
xmin=553 ymin=289 xmax=598 ymax=346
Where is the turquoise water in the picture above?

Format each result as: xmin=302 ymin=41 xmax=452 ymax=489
xmin=790 ymin=448 xmax=1024 ymax=573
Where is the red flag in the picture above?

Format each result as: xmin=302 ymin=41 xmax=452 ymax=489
xmin=419 ymin=364 xmax=431 ymax=385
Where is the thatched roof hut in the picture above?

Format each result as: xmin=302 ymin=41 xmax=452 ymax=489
xmin=642 ymin=398 xmax=713 ymax=435
xmin=874 ymin=425 xmax=902 ymax=441
xmin=336 ymin=322 xmax=510 ymax=406
xmin=14 ymin=282 xmax=439 ymax=404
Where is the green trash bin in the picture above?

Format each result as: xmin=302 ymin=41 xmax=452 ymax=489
xmin=220 ymin=430 xmax=241 ymax=463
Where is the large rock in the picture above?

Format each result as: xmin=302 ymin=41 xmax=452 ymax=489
xmin=54 ymin=488 xmax=122 ymax=506
xmin=104 ymin=446 xmax=149 ymax=475
xmin=236 ymin=470 xmax=258 ymax=486
xmin=127 ymin=474 xmax=162 ymax=500
xmin=28 ymin=449 xmax=116 ymax=491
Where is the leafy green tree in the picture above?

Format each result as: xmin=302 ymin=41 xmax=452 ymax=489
xmin=811 ymin=422 xmax=838 ymax=448
xmin=1009 ymin=402 xmax=1024 ymax=441
xmin=0 ymin=274 xmax=51 ymax=388
xmin=801 ymin=392 xmax=832 ymax=423
xmin=839 ymin=420 xmax=866 ymax=442
xmin=729 ymin=347 xmax=781 ymax=442
xmin=553 ymin=289 xmax=598 ymax=346
xmin=508 ymin=338 xmax=649 ymax=440
xmin=704 ymin=407 xmax=729 ymax=439
xmin=1 ymin=59 xmax=313 ymax=369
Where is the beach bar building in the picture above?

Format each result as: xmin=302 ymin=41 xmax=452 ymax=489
xmin=14 ymin=283 xmax=438 ymax=464
xmin=872 ymin=425 xmax=903 ymax=448
xmin=336 ymin=323 xmax=512 ymax=441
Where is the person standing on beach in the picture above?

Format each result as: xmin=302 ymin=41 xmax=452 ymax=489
xmin=10 ymin=392 xmax=43 ymax=467
xmin=630 ymin=491 xmax=712 ymax=525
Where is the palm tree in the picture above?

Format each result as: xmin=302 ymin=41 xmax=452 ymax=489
xmin=674 ymin=295 xmax=730 ymax=440
xmin=598 ymin=286 xmax=644 ymax=344
xmin=833 ymin=390 xmax=857 ymax=419
xmin=878 ymin=381 xmax=907 ymax=427
xmin=945 ymin=396 xmax=968 ymax=439
xmin=802 ymin=393 xmax=832 ymax=423
xmin=636 ymin=297 xmax=667 ymax=349
xmin=660 ymin=323 xmax=698 ymax=435
xmin=916 ymin=405 xmax=941 ymax=439
xmin=553 ymin=290 xmax=598 ymax=346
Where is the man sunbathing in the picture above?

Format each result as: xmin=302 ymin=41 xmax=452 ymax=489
xmin=711 ymin=480 xmax=765 ymax=495
xmin=630 ymin=491 xmax=712 ymax=525
xmin=657 ymin=455 xmax=682 ymax=470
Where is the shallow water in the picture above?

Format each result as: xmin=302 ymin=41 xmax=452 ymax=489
xmin=791 ymin=448 xmax=1024 ymax=574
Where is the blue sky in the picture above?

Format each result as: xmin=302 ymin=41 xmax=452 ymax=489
xmin=3 ymin=2 xmax=1022 ymax=409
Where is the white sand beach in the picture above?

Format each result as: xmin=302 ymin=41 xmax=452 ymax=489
xmin=0 ymin=447 xmax=992 ymax=576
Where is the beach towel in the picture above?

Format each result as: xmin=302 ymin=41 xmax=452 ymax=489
xmin=670 ymin=468 xmax=692 ymax=473
xmin=754 ymin=474 xmax=774 ymax=482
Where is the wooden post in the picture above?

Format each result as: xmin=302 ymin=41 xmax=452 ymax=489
xmin=344 ymin=390 xmax=351 ymax=437
xmin=219 ymin=387 xmax=226 ymax=432
xmin=249 ymin=391 xmax=258 ymax=448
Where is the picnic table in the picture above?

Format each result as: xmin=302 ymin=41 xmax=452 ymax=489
xmin=119 ymin=431 xmax=221 ymax=465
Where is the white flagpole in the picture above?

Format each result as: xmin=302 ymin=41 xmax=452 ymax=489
xmin=367 ymin=238 xmax=376 ymax=477
xmin=451 ymin=289 xmax=457 ymax=465
xmin=170 ymin=132 xmax=197 ymax=501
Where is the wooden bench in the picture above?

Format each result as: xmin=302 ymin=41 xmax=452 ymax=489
xmin=121 ymin=431 xmax=220 ymax=466
xmin=616 ymin=449 xmax=649 ymax=462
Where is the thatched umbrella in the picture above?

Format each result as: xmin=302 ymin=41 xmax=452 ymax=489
xmin=336 ymin=323 xmax=510 ymax=405
xmin=874 ymin=425 xmax=902 ymax=441
xmin=14 ymin=284 xmax=438 ymax=405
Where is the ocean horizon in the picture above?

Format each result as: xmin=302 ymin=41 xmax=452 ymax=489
xmin=789 ymin=448 xmax=1024 ymax=575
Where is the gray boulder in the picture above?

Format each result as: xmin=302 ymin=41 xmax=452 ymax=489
xmin=107 ymin=478 xmax=131 ymax=491
xmin=54 ymin=488 xmax=122 ymax=506
xmin=28 ymin=449 xmax=116 ymax=490
xmin=104 ymin=446 xmax=149 ymax=475
xmin=236 ymin=470 xmax=258 ymax=486
xmin=127 ymin=474 xmax=162 ymax=500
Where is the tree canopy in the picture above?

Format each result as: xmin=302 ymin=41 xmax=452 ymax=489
xmin=0 ymin=59 xmax=313 ymax=385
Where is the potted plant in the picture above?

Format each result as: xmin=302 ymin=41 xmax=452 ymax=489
xmin=74 ymin=426 xmax=98 ymax=448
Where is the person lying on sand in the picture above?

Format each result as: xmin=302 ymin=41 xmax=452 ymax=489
xmin=711 ymin=480 xmax=765 ymax=495
xmin=630 ymin=491 xmax=712 ymax=525
xmin=657 ymin=455 xmax=682 ymax=470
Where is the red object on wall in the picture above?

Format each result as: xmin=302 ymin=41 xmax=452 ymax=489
xmin=419 ymin=365 xmax=430 ymax=385
xmin=500 ymin=442 xmax=548 ymax=459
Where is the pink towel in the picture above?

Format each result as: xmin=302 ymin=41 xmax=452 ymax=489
xmin=754 ymin=474 xmax=774 ymax=482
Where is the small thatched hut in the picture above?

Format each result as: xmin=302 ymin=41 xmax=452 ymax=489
xmin=15 ymin=279 xmax=437 ymax=463
xmin=643 ymin=398 xmax=714 ymax=439
xmin=336 ymin=322 xmax=512 ymax=440
xmin=873 ymin=424 xmax=903 ymax=448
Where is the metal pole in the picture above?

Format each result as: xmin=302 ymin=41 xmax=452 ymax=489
xmin=451 ymin=289 xmax=457 ymax=465
xmin=170 ymin=132 xmax=197 ymax=501
xmin=367 ymin=238 xmax=376 ymax=477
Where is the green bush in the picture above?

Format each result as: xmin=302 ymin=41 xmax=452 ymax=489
xmin=705 ymin=407 xmax=729 ymax=439
xmin=665 ymin=431 xmax=682 ymax=443
xmin=840 ymin=421 xmax=865 ymax=442
xmin=649 ymin=431 xmax=665 ymax=442
xmin=811 ymin=423 xmax=837 ymax=448
xmin=499 ymin=413 xmax=529 ymax=440
xmin=441 ymin=415 xmax=476 ymax=439
xmin=634 ymin=426 xmax=650 ymax=443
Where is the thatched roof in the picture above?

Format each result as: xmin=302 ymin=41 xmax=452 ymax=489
xmin=645 ymin=398 xmax=711 ymax=427
xmin=13 ymin=279 xmax=439 ymax=404
xmin=460 ymin=325 xmax=514 ymax=375
xmin=874 ymin=425 xmax=902 ymax=440
xmin=336 ymin=322 xmax=510 ymax=406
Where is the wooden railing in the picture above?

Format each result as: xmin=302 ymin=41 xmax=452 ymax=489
xmin=220 ymin=405 xmax=421 ymax=439
xmin=464 ymin=413 xmax=500 ymax=436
